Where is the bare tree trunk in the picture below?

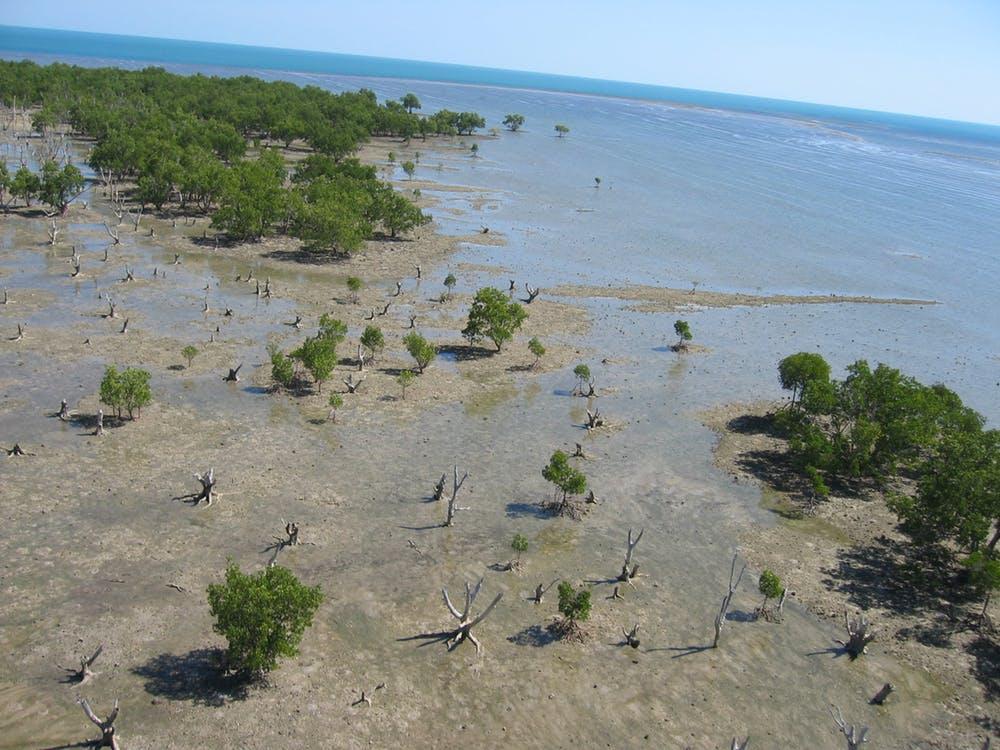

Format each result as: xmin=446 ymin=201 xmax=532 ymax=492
xmin=617 ymin=528 xmax=644 ymax=582
xmin=95 ymin=410 xmax=105 ymax=436
xmin=870 ymin=683 xmax=894 ymax=705
xmin=829 ymin=704 xmax=869 ymax=749
xmin=713 ymin=554 xmax=746 ymax=648
xmin=78 ymin=697 xmax=120 ymax=749
xmin=58 ymin=644 xmax=103 ymax=684
xmin=431 ymin=577 xmax=503 ymax=653
xmin=836 ymin=610 xmax=877 ymax=658
xmin=444 ymin=465 xmax=470 ymax=526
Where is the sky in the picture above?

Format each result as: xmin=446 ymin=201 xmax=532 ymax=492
xmin=4 ymin=0 xmax=1000 ymax=125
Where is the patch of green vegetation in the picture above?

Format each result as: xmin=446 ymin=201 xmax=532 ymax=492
xmin=759 ymin=487 xmax=850 ymax=545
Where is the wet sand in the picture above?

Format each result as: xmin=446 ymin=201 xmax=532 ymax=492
xmin=0 ymin=129 xmax=992 ymax=750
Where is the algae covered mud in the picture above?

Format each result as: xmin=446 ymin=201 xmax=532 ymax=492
xmin=1 ymin=41 xmax=999 ymax=750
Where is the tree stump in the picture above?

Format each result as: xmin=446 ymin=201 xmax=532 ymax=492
xmin=837 ymin=610 xmax=877 ymax=658
xmin=78 ymin=697 xmax=120 ymax=749
xmin=830 ymin=704 xmax=869 ymax=749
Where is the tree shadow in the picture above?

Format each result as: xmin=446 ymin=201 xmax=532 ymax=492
xmin=967 ymin=635 xmax=1000 ymax=699
xmin=726 ymin=412 xmax=783 ymax=438
xmin=645 ymin=644 xmax=712 ymax=658
xmin=437 ymin=343 xmax=495 ymax=361
xmin=504 ymin=501 xmax=550 ymax=519
xmin=507 ymin=624 xmax=558 ymax=647
xmin=131 ymin=648 xmax=248 ymax=706
xmin=263 ymin=247 xmax=349 ymax=265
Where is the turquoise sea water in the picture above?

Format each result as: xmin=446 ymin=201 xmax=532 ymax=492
xmin=1 ymin=25 xmax=998 ymax=421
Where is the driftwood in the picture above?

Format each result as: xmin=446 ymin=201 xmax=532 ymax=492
xmin=523 ymin=283 xmax=540 ymax=303
xmin=78 ymin=696 xmax=120 ymax=749
xmin=343 ymin=373 xmax=365 ymax=393
xmin=58 ymin=644 xmax=103 ymax=684
xmin=621 ymin=623 xmax=640 ymax=649
xmin=223 ymin=364 xmax=243 ymax=382
xmin=713 ymin=554 xmax=746 ymax=648
xmin=870 ymin=682 xmax=894 ymax=705
xmin=830 ymin=704 xmax=869 ymax=749
xmin=617 ymin=527 xmax=644 ymax=582
xmin=436 ymin=577 xmax=503 ymax=653
xmin=528 ymin=579 xmax=558 ymax=604
xmin=443 ymin=465 xmax=470 ymax=527
xmin=836 ymin=610 xmax=877 ymax=658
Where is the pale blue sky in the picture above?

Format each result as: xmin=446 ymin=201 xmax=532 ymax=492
xmin=5 ymin=1 xmax=1000 ymax=124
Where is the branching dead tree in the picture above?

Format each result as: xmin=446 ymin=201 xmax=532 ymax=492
xmin=223 ymin=364 xmax=243 ymax=382
xmin=377 ymin=302 xmax=391 ymax=317
xmin=435 ymin=578 xmax=503 ymax=653
xmin=58 ymin=644 xmax=103 ymax=684
xmin=47 ymin=220 xmax=59 ymax=245
xmin=78 ymin=696 xmax=120 ymax=749
xmin=836 ymin=610 xmax=877 ymax=658
xmin=103 ymin=222 xmax=120 ymax=245
xmin=524 ymin=283 xmax=540 ymax=303
xmin=585 ymin=408 xmax=605 ymax=430
xmin=731 ymin=738 xmax=749 ymax=750
xmin=364 ymin=308 xmax=375 ymax=321
xmin=617 ymin=527 xmax=644 ymax=582
xmin=392 ymin=281 xmax=402 ymax=297
xmin=343 ymin=373 xmax=365 ymax=393
xmin=443 ymin=466 xmax=470 ymax=527
xmin=103 ymin=295 xmax=117 ymax=319
xmin=621 ymin=623 xmax=640 ymax=649
xmin=181 ymin=468 xmax=216 ymax=506
xmin=408 ymin=314 xmax=417 ymax=329
xmin=288 ymin=315 xmax=303 ymax=329
xmin=121 ymin=265 xmax=134 ymax=283
xmin=829 ymin=704 xmax=869 ymax=749
xmin=6 ymin=444 xmax=32 ymax=456
xmin=119 ymin=318 xmax=129 ymax=335
xmin=508 ymin=279 xmax=516 ymax=295
xmin=713 ymin=554 xmax=746 ymax=648
xmin=173 ymin=254 xmax=181 ymax=266
xmin=11 ymin=323 xmax=24 ymax=341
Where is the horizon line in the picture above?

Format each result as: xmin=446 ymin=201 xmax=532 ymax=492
xmin=3 ymin=23 xmax=1000 ymax=132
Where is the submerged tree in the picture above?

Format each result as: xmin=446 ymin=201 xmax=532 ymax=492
xmin=554 ymin=124 xmax=570 ymax=137
xmin=462 ymin=287 xmax=528 ymax=352
xmin=207 ymin=561 xmax=323 ymax=679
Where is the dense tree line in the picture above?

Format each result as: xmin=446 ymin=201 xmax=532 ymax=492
xmin=0 ymin=60 xmax=485 ymax=251
xmin=776 ymin=353 xmax=999 ymax=591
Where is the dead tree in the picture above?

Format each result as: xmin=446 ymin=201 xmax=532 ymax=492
xmin=408 ymin=314 xmax=417 ymax=329
xmin=585 ymin=408 xmax=605 ymax=430
xmin=121 ymin=265 xmax=134 ymax=283
xmin=102 ymin=247 xmax=109 ymax=262
xmin=94 ymin=410 xmax=105 ymax=436
xmin=6 ymin=444 xmax=31 ymax=456
xmin=392 ymin=281 xmax=402 ymax=297
xmin=103 ymin=296 xmax=117 ymax=319
xmin=443 ymin=466 xmax=470 ymax=526
xmin=47 ymin=220 xmax=59 ymax=245
xmin=71 ymin=256 xmax=81 ymax=277
xmin=731 ymin=738 xmax=749 ymax=750
xmin=524 ymin=283 xmax=540 ymax=303
xmin=432 ymin=473 xmax=446 ymax=501
xmin=223 ymin=364 xmax=243 ymax=382
xmin=11 ymin=323 xmax=24 ymax=341
xmin=128 ymin=204 xmax=143 ymax=231
xmin=78 ymin=696 xmax=120 ymax=749
xmin=255 ymin=280 xmax=262 ymax=297
xmin=103 ymin=222 xmax=120 ymax=245
xmin=57 ymin=399 xmax=70 ymax=421
xmin=202 ymin=299 xmax=210 ymax=313
xmin=837 ymin=610 xmax=877 ymax=658
xmin=579 ymin=380 xmax=597 ymax=398
xmin=571 ymin=443 xmax=587 ymax=459
xmin=377 ymin=302 xmax=391 ymax=317
xmin=356 ymin=342 xmax=366 ymax=372
xmin=713 ymin=554 xmax=746 ymax=648
xmin=282 ymin=521 xmax=300 ymax=546
xmin=364 ymin=308 xmax=375 ymax=321
xmin=1 ymin=288 xmax=8 ymax=305
xmin=223 ymin=306 xmax=233 ymax=317
xmin=119 ymin=318 xmax=129 ymax=335
xmin=621 ymin=623 xmax=640 ymax=649
xmin=58 ymin=644 xmax=103 ymax=684
xmin=508 ymin=279 xmax=516 ymax=295
xmin=188 ymin=468 xmax=216 ymax=506
xmin=829 ymin=704 xmax=869 ymax=749
xmin=870 ymin=682 xmax=894 ymax=705
xmin=172 ymin=254 xmax=181 ymax=266
xmin=415 ymin=264 xmax=421 ymax=279
xmin=528 ymin=579 xmax=558 ymax=604
xmin=287 ymin=315 xmax=303 ymax=329
xmin=617 ymin=527 xmax=644 ymax=582
xmin=343 ymin=373 xmax=365 ymax=393
xmin=437 ymin=577 xmax=503 ymax=653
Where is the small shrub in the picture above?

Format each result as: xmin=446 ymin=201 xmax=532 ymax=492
xmin=557 ymin=581 xmax=591 ymax=630
xmin=528 ymin=337 xmax=545 ymax=368
xmin=403 ymin=331 xmax=436 ymax=372
xmin=397 ymin=369 xmax=415 ymax=400
xmin=268 ymin=344 xmax=295 ymax=390
xmin=182 ymin=345 xmax=199 ymax=369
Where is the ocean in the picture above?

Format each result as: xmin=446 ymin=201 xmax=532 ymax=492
xmin=1 ymin=25 xmax=998 ymax=421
